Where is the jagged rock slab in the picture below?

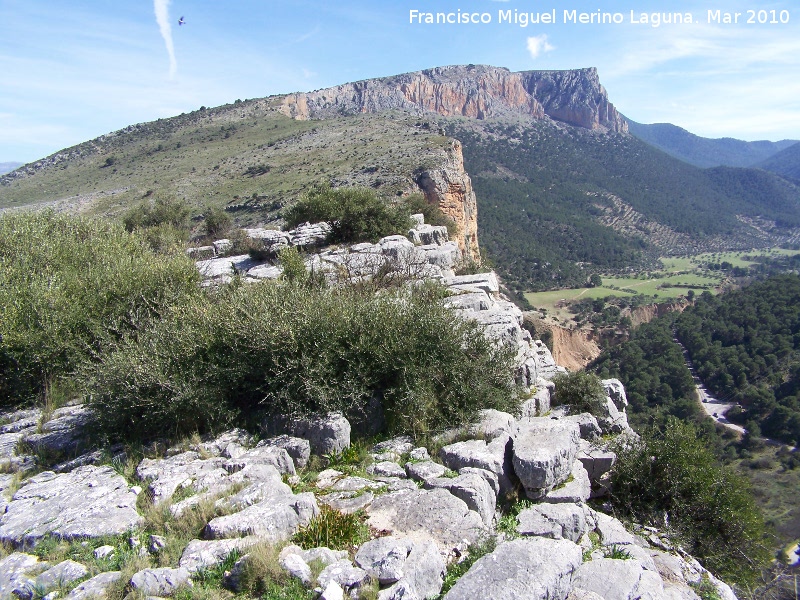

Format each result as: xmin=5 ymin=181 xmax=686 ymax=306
xmin=289 ymin=412 xmax=351 ymax=456
xmin=130 ymin=567 xmax=192 ymax=596
xmin=442 ymin=538 xmax=582 ymax=600
xmin=424 ymin=472 xmax=496 ymax=526
xmin=367 ymin=461 xmax=407 ymax=479
xmin=33 ymin=560 xmax=89 ymax=592
xmin=355 ymin=536 xmax=415 ymax=584
xmin=366 ymin=488 xmax=484 ymax=553
xmin=204 ymin=492 xmax=318 ymax=541
xmin=595 ymin=512 xmax=638 ymax=547
xmin=0 ymin=553 xmax=42 ymax=600
xmin=516 ymin=503 xmax=587 ymax=543
xmin=545 ymin=460 xmax=591 ymax=504
xmin=438 ymin=434 xmax=516 ymax=495
xmin=0 ymin=466 xmax=142 ymax=546
xmin=22 ymin=404 xmax=92 ymax=456
xmin=319 ymin=491 xmax=374 ymax=514
xmin=512 ymin=418 xmax=581 ymax=499
xmin=179 ymin=537 xmax=261 ymax=572
xmin=225 ymin=445 xmax=295 ymax=476
xmin=405 ymin=460 xmax=447 ymax=483
xmin=317 ymin=559 xmax=369 ymax=596
xmin=577 ymin=441 xmax=616 ymax=483
xmin=468 ymin=409 xmax=515 ymax=441
xmin=257 ymin=435 xmax=311 ymax=469
xmin=562 ymin=413 xmax=602 ymax=440
xmin=136 ymin=451 xmax=229 ymax=503
xmin=571 ymin=559 xmax=657 ymax=600
xmin=64 ymin=571 xmax=122 ymax=600
xmin=196 ymin=254 xmax=258 ymax=278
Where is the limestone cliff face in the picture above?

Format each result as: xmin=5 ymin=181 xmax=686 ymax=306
xmin=280 ymin=64 xmax=627 ymax=133
xmin=415 ymin=140 xmax=480 ymax=262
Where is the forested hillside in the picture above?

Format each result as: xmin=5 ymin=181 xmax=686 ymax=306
xmin=446 ymin=119 xmax=800 ymax=291
xmin=675 ymin=275 xmax=800 ymax=446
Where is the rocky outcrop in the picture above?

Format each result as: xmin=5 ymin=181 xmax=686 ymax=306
xmin=415 ymin=140 xmax=480 ymax=261
xmin=279 ymin=65 xmax=626 ymax=134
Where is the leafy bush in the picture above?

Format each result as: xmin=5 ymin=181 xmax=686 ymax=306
xmin=203 ymin=206 xmax=232 ymax=238
xmin=122 ymin=195 xmax=190 ymax=233
xmin=609 ymin=418 xmax=770 ymax=586
xmin=551 ymin=371 xmax=607 ymax=415
xmin=284 ymin=184 xmax=411 ymax=244
xmin=402 ymin=193 xmax=458 ymax=237
xmin=0 ymin=212 xmax=201 ymax=406
xmin=86 ymin=280 xmax=518 ymax=441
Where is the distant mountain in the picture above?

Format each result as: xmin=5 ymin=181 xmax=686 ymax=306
xmin=627 ymin=120 xmax=797 ymax=168
xmin=0 ymin=162 xmax=22 ymax=176
xmin=3 ymin=64 xmax=800 ymax=292
xmin=756 ymin=142 xmax=800 ymax=182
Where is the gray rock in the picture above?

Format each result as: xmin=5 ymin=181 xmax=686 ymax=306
xmin=425 ymin=472 xmax=496 ymax=526
xmin=405 ymin=461 xmax=447 ymax=483
xmin=195 ymin=429 xmax=253 ymax=457
xmin=290 ymin=413 xmax=351 ymax=456
xmin=595 ymin=513 xmax=638 ymax=547
xmin=355 ymin=537 xmax=415 ymax=584
xmin=469 ymin=409 xmax=515 ymax=441
xmin=378 ymin=580 xmax=419 ymax=600
xmin=571 ymin=559 xmax=647 ymax=600
xmin=329 ymin=476 xmax=383 ymax=493
xmin=438 ymin=434 xmax=516 ymax=496
xmin=297 ymin=546 xmax=349 ymax=567
xmin=520 ymin=381 xmax=553 ymax=419
xmin=603 ymin=379 xmax=628 ymax=411
xmin=516 ymin=503 xmax=587 ymax=542
xmin=0 ymin=553 xmax=41 ymax=600
xmin=179 ymin=537 xmax=261 ymax=572
xmin=408 ymin=447 xmax=429 ymax=462
xmin=443 ymin=538 xmax=582 ymax=600
xmin=319 ymin=491 xmax=374 ymax=514
xmin=320 ymin=581 xmax=345 ymax=600
xmin=444 ymin=291 xmax=494 ymax=312
xmin=257 ymin=435 xmax=311 ymax=469
xmin=93 ymin=545 xmax=115 ymax=559
xmin=196 ymin=254 xmax=258 ymax=278
xmin=0 ymin=466 xmax=142 ymax=546
xmin=186 ymin=245 xmax=215 ymax=260
xmin=315 ymin=469 xmax=345 ymax=489
xmin=366 ymin=488 xmax=484 ymax=553
xmin=64 ymin=571 xmax=122 ymax=600
xmin=136 ymin=452 xmax=229 ymax=503
xmin=129 ymin=567 xmax=191 ymax=597
xmin=367 ymin=461 xmax=407 ymax=479
xmin=149 ymin=535 xmax=167 ymax=553
xmin=577 ymin=442 xmax=616 ymax=483
xmin=279 ymin=552 xmax=312 ymax=585
xmin=563 ymin=413 xmax=602 ymax=440
xmin=566 ymin=590 xmax=605 ymax=600
xmin=372 ymin=437 xmax=414 ymax=461
xmin=34 ymin=560 xmax=88 ymax=591
xmin=400 ymin=539 xmax=446 ymax=599
xmin=0 ymin=409 xmax=41 ymax=434
xmin=596 ymin=397 xmax=631 ymax=435
xmin=317 ymin=559 xmax=369 ymax=595
xmin=546 ymin=461 xmax=591 ymax=504
xmin=458 ymin=467 xmax=499 ymax=497
xmin=445 ymin=273 xmax=500 ymax=296
xmin=23 ymin=405 xmax=93 ymax=457
xmin=225 ymin=446 xmax=295 ymax=476
xmin=204 ymin=492 xmax=318 ymax=541
xmin=512 ymin=418 xmax=581 ymax=499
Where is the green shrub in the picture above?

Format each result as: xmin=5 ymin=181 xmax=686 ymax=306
xmin=402 ymin=193 xmax=458 ymax=237
xmin=292 ymin=506 xmax=370 ymax=551
xmin=122 ymin=195 xmax=190 ymax=232
xmin=204 ymin=206 xmax=232 ymax=238
xmin=609 ymin=418 xmax=770 ymax=586
xmin=0 ymin=212 xmax=201 ymax=406
xmin=284 ymin=184 xmax=411 ymax=244
xmin=86 ymin=281 xmax=517 ymax=441
xmin=551 ymin=371 xmax=607 ymax=415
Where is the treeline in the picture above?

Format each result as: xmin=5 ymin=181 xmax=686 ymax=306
xmin=675 ymin=276 xmax=800 ymax=445
xmin=446 ymin=119 xmax=800 ymax=291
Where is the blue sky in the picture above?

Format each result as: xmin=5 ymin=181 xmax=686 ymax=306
xmin=1 ymin=0 xmax=799 ymax=163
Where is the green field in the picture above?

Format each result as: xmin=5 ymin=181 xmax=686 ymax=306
xmin=524 ymin=248 xmax=800 ymax=320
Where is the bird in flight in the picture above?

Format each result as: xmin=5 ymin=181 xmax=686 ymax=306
xmin=178 ymin=16 xmax=186 ymax=26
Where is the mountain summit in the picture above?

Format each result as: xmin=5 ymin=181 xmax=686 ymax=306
xmin=280 ymin=65 xmax=627 ymax=133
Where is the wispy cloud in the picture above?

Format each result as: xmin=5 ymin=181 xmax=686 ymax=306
xmin=527 ymin=35 xmax=555 ymax=60
xmin=154 ymin=0 xmax=177 ymax=78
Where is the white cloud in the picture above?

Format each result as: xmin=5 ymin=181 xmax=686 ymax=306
xmin=527 ymin=35 xmax=554 ymax=60
xmin=154 ymin=0 xmax=177 ymax=79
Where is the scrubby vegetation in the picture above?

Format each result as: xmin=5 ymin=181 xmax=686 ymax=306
xmin=609 ymin=418 xmax=770 ymax=587
xmin=675 ymin=275 xmax=800 ymax=446
xmin=0 ymin=211 xmax=201 ymax=407
xmin=551 ymin=371 xmax=607 ymax=416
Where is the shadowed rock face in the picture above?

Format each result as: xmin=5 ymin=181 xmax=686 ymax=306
xmin=280 ymin=65 xmax=627 ymax=133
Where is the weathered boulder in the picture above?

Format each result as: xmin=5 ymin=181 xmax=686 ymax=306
xmin=512 ymin=418 xmax=581 ymax=499
xmin=577 ymin=441 xmax=616 ymax=484
xmin=129 ymin=567 xmax=192 ymax=597
xmin=33 ymin=560 xmax=89 ymax=592
xmin=0 ymin=553 xmax=41 ymax=600
xmin=443 ymin=538 xmax=582 ymax=600
xmin=469 ymin=409 xmax=515 ymax=441
xmin=317 ymin=559 xmax=369 ymax=596
xmin=179 ymin=538 xmax=261 ymax=572
xmin=562 ymin=413 xmax=602 ymax=440
xmin=405 ymin=460 xmax=447 ymax=483
xmin=571 ymin=559 xmax=656 ymax=600
xmin=545 ymin=460 xmax=591 ymax=504
xmin=225 ymin=446 xmax=295 ymax=476
xmin=290 ymin=412 xmax=351 ymax=456
xmin=603 ymin=378 xmax=628 ymax=410
xmin=366 ymin=488 xmax=484 ymax=553
xmin=319 ymin=491 xmax=374 ymax=514
xmin=204 ymin=492 xmax=318 ymax=541
xmin=0 ymin=466 xmax=142 ymax=547
xmin=439 ymin=434 xmax=516 ymax=495
xmin=372 ymin=437 xmax=414 ymax=462
xmin=425 ymin=471 xmax=496 ymax=526
xmin=279 ymin=552 xmax=313 ymax=585
xmin=595 ymin=512 xmax=638 ymax=547
xmin=257 ymin=435 xmax=311 ymax=469
xmin=368 ymin=461 xmax=407 ymax=479
xmin=23 ymin=404 xmax=93 ymax=457
xmin=355 ymin=536 xmax=415 ymax=584
xmin=520 ymin=380 xmax=554 ymax=418
xmin=320 ymin=581 xmax=345 ymax=600
xmin=445 ymin=273 xmax=499 ymax=297
xmin=136 ymin=451 xmax=229 ymax=503
xmin=64 ymin=571 xmax=122 ymax=600
xmin=516 ymin=503 xmax=587 ymax=542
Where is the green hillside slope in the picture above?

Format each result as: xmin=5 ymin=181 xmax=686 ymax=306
xmin=757 ymin=142 xmax=800 ymax=182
